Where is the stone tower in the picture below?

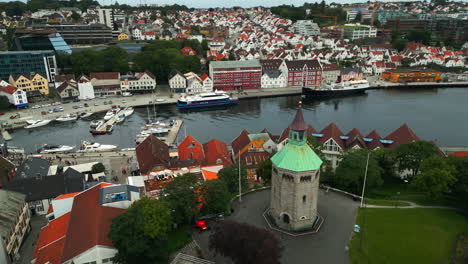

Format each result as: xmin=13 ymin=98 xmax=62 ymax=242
xmin=270 ymin=104 xmax=323 ymax=231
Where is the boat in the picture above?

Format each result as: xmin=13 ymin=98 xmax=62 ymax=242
xmin=39 ymin=144 xmax=74 ymax=154
xmin=79 ymin=112 xmax=93 ymax=119
xmin=156 ymin=98 xmax=166 ymax=102
xmin=90 ymin=120 xmax=104 ymax=129
xmin=25 ymin=120 xmax=52 ymax=129
xmin=90 ymin=130 xmax=107 ymax=135
xmin=115 ymin=115 xmax=125 ymax=124
xmin=77 ymin=141 xmax=117 ymax=152
xmin=123 ymin=107 xmax=134 ymax=116
xmin=56 ymin=114 xmax=78 ymax=122
xmin=0 ymin=144 xmax=25 ymax=155
xmin=176 ymin=90 xmax=239 ymax=109
xmin=103 ymin=107 xmax=120 ymax=120
xmin=106 ymin=124 xmax=114 ymax=133
xmin=302 ymin=79 xmax=370 ymax=98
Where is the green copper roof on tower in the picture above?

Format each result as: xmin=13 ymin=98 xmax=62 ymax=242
xmin=271 ymin=104 xmax=323 ymax=172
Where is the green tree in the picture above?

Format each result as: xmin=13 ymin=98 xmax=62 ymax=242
xmin=108 ymin=198 xmax=172 ymax=263
xmin=218 ymin=164 xmax=248 ymax=195
xmin=200 ymin=179 xmax=231 ymax=215
xmin=374 ymin=148 xmax=397 ymax=182
xmin=228 ymin=52 xmax=236 ymax=61
xmin=393 ymin=39 xmax=408 ymax=51
xmin=0 ymin=95 xmax=10 ymax=109
xmin=201 ymin=39 xmax=209 ymax=51
xmin=412 ymin=156 xmax=456 ymax=199
xmin=395 ymin=141 xmax=439 ymax=178
xmin=401 ymin=57 xmax=412 ymax=67
xmin=70 ymin=11 xmax=80 ymax=22
xmin=407 ymin=30 xmax=431 ymax=45
xmin=161 ymin=173 xmax=198 ymax=224
xmin=55 ymin=51 xmax=71 ymax=72
xmin=47 ymin=87 xmax=57 ymax=99
xmin=256 ymin=158 xmax=272 ymax=184
xmin=447 ymin=156 xmax=468 ymax=203
xmin=91 ymin=162 xmax=105 ymax=173
xmin=335 ymin=149 xmax=383 ymax=195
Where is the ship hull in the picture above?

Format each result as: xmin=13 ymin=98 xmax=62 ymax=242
xmin=302 ymin=87 xmax=367 ymax=98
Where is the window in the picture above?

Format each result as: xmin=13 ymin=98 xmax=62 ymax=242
xmin=303 ymin=195 xmax=306 ymax=203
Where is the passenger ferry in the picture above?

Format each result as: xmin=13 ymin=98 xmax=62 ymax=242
xmin=302 ymin=79 xmax=370 ymax=98
xmin=176 ymin=91 xmax=239 ymax=109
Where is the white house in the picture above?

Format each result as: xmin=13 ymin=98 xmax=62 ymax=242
xmin=141 ymin=31 xmax=156 ymax=41
xmin=261 ymin=70 xmax=286 ymax=88
xmin=132 ymin=27 xmax=142 ymax=40
xmin=0 ymin=85 xmax=28 ymax=107
xmin=209 ymin=37 xmax=225 ymax=51
xmin=184 ymin=72 xmax=204 ymax=94
xmin=169 ymin=71 xmax=186 ymax=93
xmin=77 ymin=75 xmax=95 ymax=100
xmin=56 ymin=81 xmax=80 ymax=100
xmin=121 ymin=71 xmax=157 ymax=94
xmin=200 ymin=73 xmax=213 ymax=93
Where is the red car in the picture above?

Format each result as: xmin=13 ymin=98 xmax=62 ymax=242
xmin=195 ymin=220 xmax=208 ymax=231
xmin=0 ymin=112 xmax=5 ymax=115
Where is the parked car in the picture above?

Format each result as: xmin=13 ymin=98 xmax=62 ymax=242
xmin=84 ymin=103 xmax=89 ymax=107
xmin=94 ymin=103 xmax=99 ymax=106
xmin=32 ymin=105 xmax=41 ymax=109
xmin=103 ymin=101 xmax=108 ymax=105
xmin=108 ymin=100 xmax=112 ymax=104
xmin=0 ymin=112 xmax=4 ymax=116
xmin=72 ymin=105 xmax=79 ymax=109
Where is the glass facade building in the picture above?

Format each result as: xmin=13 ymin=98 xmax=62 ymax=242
xmin=14 ymin=30 xmax=72 ymax=54
xmin=0 ymin=51 xmax=57 ymax=82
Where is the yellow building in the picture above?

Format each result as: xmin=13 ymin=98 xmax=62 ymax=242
xmin=9 ymin=73 xmax=49 ymax=96
xmin=118 ymin=32 xmax=129 ymax=41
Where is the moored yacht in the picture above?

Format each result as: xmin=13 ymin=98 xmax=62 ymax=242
xmin=25 ymin=120 xmax=52 ymax=129
xmin=56 ymin=114 xmax=78 ymax=122
xmin=39 ymin=144 xmax=75 ymax=153
xmin=77 ymin=141 xmax=117 ymax=152
xmin=302 ymin=79 xmax=370 ymax=98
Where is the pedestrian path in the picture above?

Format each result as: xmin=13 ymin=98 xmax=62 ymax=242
xmin=365 ymin=200 xmax=459 ymax=210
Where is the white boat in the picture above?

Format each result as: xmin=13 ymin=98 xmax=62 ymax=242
xmin=122 ymin=92 xmax=133 ymax=97
xmin=176 ymin=90 xmax=239 ymax=109
xmin=77 ymin=141 xmax=117 ymax=152
xmin=156 ymin=98 xmax=166 ymax=102
xmin=121 ymin=147 xmax=135 ymax=151
xmin=56 ymin=114 xmax=78 ymax=122
xmin=0 ymin=144 xmax=25 ymax=155
xmin=123 ymin=107 xmax=134 ymax=116
xmin=79 ymin=112 xmax=93 ymax=119
xmin=116 ymin=115 xmax=125 ymax=123
xmin=90 ymin=120 xmax=104 ymax=129
xmin=303 ymin=79 xmax=370 ymax=98
xmin=26 ymin=120 xmax=39 ymax=125
xmin=25 ymin=120 xmax=52 ymax=129
xmin=103 ymin=107 xmax=120 ymax=120
xmin=39 ymin=144 xmax=74 ymax=154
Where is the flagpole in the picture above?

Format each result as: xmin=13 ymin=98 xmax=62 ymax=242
xmin=238 ymin=150 xmax=242 ymax=203
xmin=360 ymin=152 xmax=370 ymax=207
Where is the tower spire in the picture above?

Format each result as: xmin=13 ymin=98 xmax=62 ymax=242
xmin=290 ymin=101 xmax=307 ymax=131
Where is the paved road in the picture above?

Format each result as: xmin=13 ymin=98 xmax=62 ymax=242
xmin=193 ymin=189 xmax=359 ymax=264
xmin=16 ymin=215 xmax=47 ymax=264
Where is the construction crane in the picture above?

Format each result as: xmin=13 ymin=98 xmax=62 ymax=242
xmin=310 ymin=14 xmax=338 ymax=25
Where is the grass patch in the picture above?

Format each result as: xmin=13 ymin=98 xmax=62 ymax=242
xmin=168 ymin=225 xmax=192 ymax=253
xmin=349 ymin=208 xmax=468 ymax=264
xmin=453 ymin=233 xmax=468 ymax=264
xmin=366 ymin=199 xmax=410 ymax=207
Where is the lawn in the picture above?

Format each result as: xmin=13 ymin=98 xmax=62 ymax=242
xmin=349 ymin=208 xmax=468 ymax=264
xmin=366 ymin=198 xmax=410 ymax=207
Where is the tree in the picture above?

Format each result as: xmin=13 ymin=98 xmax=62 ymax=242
xmin=209 ymin=220 xmax=283 ymax=264
xmin=228 ymin=52 xmax=236 ymax=61
xmin=334 ymin=149 xmax=383 ymax=195
xmin=447 ymin=156 xmax=468 ymax=203
xmin=161 ymin=173 xmax=198 ymax=224
xmin=320 ymin=0 xmax=326 ymax=13
xmin=91 ymin=162 xmax=105 ymax=173
xmin=201 ymin=39 xmax=209 ymax=51
xmin=47 ymin=87 xmax=57 ymax=99
xmin=393 ymin=39 xmax=408 ymax=52
xmin=407 ymin=30 xmax=431 ymax=45
xmin=55 ymin=51 xmax=71 ymax=72
xmin=108 ymin=198 xmax=172 ymax=263
xmin=199 ymin=179 xmax=231 ymax=215
xmin=395 ymin=141 xmax=439 ymax=178
xmin=401 ymin=57 xmax=412 ymax=67
xmin=0 ymin=95 xmax=9 ymax=110
xmin=412 ymin=156 xmax=456 ymax=199
xmin=374 ymin=148 xmax=397 ymax=182
xmin=256 ymin=158 xmax=272 ymax=184
xmin=354 ymin=11 xmax=362 ymax=23
xmin=70 ymin=11 xmax=80 ymax=22
xmin=217 ymin=164 xmax=248 ymax=195
xmin=70 ymin=46 xmax=129 ymax=75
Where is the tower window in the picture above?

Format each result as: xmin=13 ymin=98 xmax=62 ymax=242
xmin=303 ymin=195 xmax=306 ymax=203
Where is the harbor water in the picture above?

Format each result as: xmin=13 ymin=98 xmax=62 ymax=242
xmin=8 ymin=88 xmax=468 ymax=153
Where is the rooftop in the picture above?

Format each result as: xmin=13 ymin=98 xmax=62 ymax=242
xmin=210 ymin=59 xmax=261 ymax=69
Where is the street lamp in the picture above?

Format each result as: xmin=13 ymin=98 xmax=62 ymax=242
xmin=360 ymin=152 xmax=370 ymax=208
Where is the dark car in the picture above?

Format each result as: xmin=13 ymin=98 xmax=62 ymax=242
xmin=84 ymin=103 xmax=89 ymax=107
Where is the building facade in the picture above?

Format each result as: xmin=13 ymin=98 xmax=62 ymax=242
xmin=381 ymin=69 xmax=442 ymax=83
xmin=209 ymin=60 xmax=262 ymax=91
xmin=56 ymin=81 xmax=80 ymax=100
xmin=0 ymin=51 xmax=57 ymax=82
xmin=280 ymin=60 xmax=322 ymax=88
xmin=0 ymin=190 xmax=30 ymax=264
xmin=77 ymin=75 xmax=95 ymax=100
xmin=14 ymin=29 xmax=72 ymax=54
xmin=120 ymin=71 xmax=157 ymax=94
xmin=97 ymin=7 xmax=114 ymax=29
xmin=9 ymin=73 xmax=49 ymax=96
xmin=342 ymin=24 xmax=377 ymax=40
xmin=261 ymin=70 xmax=286 ymax=88
xmin=291 ymin=20 xmax=320 ymax=36
xmin=32 ymin=24 xmax=113 ymax=44
xmin=90 ymin=72 xmax=121 ymax=96
xmin=0 ymin=85 xmax=28 ymax=108
xmin=322 ymin=64 xmax=340 ymax=84
xmin=270 ymin=106 xmax=322 ymax=231
xmin=169 ymin=71 xmax=187 ymax=93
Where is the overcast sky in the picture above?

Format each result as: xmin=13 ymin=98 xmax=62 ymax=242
xmin=0 ymin=0 xmax=377 ymax=9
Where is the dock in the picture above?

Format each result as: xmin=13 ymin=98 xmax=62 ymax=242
xmin=165 ymin=119 xmax=183 ymax=145
xmin=95 ymin=108 xmax=127 ymax=133
xmin=1 ymin=130 xmax=12 ymax=141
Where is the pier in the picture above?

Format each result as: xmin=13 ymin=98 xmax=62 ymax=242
xmin=165 ymin=119 xmax=183 ymax=145
xmin=94 ymin=108 xmax=128 ymax=133
xmin=1 ymin=130 xmax=12 ymax=141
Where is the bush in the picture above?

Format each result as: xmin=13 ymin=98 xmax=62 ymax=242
xmin=91 ymin=162 xmax=105 ymax=173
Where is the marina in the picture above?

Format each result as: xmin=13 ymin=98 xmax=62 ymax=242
xmin=3 ymin=88 xmax=468 ymax=153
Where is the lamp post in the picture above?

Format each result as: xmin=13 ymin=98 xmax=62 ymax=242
xmin=360 ymin=152 xmax=370 ymax=208
xmin=238 ymin=150 xmax=242 ymax=202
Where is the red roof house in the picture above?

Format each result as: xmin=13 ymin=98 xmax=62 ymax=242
xmin=178 ymin=135 xmax=205 ymax=161
xmin=181 ymin=46 xmax=196 ymax=56
xmin=136 ymin=135 xmax=170 ymax=174
xmin=384 ymin=124 xmax=420 ymax=149
xmin=319 ymin=123 xmax=345 ymax=150
xmin=203 ymin=139 xmax=232 ymax=166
